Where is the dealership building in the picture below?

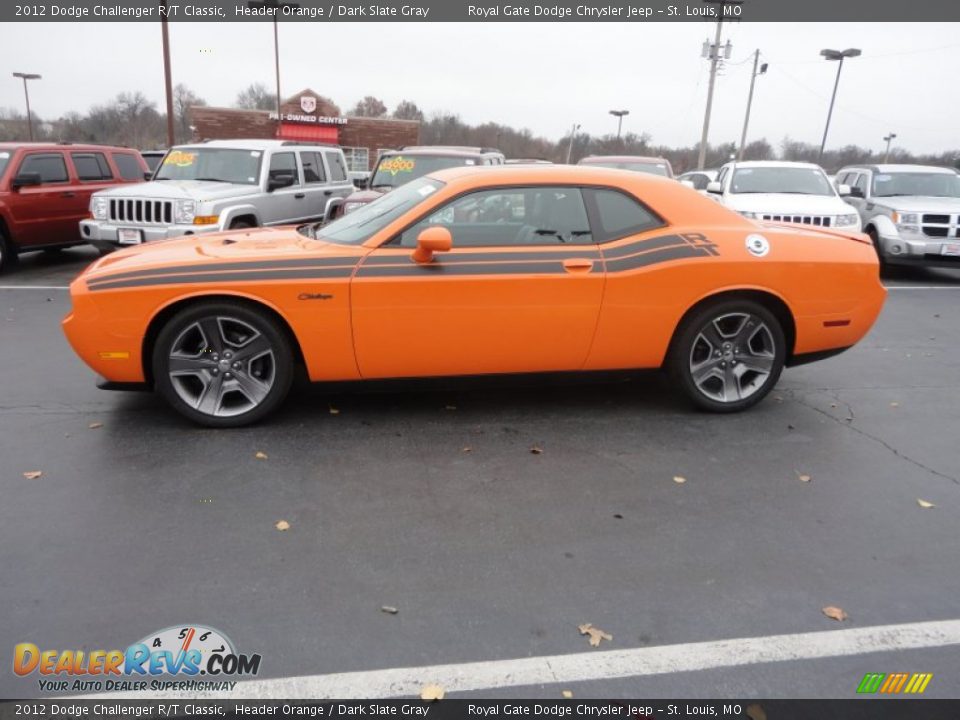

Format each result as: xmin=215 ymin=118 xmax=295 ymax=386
xmin=189 ymin=89 xmax=420 ymax=173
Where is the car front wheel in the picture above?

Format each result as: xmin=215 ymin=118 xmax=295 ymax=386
xmin=670 ymin=299 xmax=786 ymax=413
xmin=152 ymin=301 xmax=294 ymax=427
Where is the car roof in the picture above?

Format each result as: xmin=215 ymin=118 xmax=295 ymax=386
xmin=580 ymin=155 xmax=669 ymax=164
xmin=840 ymin=163 xmax=958 ymax=175
xmin=0 ymin=142 xmax=139 ymax=152
xmin=384 ymin=146 xmax=503 ymax=158
xmin=727 ymin=160 xmax=823 ymax=170
xmin=189 ymin=139 xmax=339 ymax=151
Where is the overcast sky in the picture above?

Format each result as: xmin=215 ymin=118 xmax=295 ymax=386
xmin=2 ymin=22 xmax=958 ymax=154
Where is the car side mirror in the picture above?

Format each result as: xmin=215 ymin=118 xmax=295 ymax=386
xmin=412 ymin=226 xmax=452 ymax=264
xmin=144 ymin=171 xmax=154 ymax=181
xmin=848 ymin=186 xmax=864 ymax=199
xmin=837 ymin=183 xmax=851 ymax=196
xmin=706 ymin=181 xmax=722 ymax=194
xmin=354 ymin=176 xmax=369 ymax=190
xmin=12 ymin=172 xmax=42 ymax=190
xmin=680 ymin=180 xmax=696 ymax=189
xmin=268 ymin=172 xmax=296 ymax=192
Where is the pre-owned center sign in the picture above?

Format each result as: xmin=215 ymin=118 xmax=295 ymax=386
xmin=268 ymin=112 xmax=348 ymax=125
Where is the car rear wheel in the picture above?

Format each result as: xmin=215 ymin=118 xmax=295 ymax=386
xmin=670 ymin=299 xmax=786 ymax=413
xmin=152 ymin=301 xmax=294 ymax=427
xmin=0 ymin=230 xmax=17 ymax=273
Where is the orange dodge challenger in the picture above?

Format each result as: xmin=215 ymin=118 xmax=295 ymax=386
xmin=64 ymin=166 xmax=886 ymax=427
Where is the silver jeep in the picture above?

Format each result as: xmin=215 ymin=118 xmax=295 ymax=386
xmin=836 ymin=163 xmax=960 ymax=268
xmin=80 ymin=140 xmax=354 ymax=251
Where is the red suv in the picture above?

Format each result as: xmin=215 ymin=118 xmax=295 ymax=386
xmin=0 ymin=143 xmax=148 ymax=272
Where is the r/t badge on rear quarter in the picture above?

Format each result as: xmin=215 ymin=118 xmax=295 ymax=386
xmin=746 ymin=234 xmax=770 ymax=257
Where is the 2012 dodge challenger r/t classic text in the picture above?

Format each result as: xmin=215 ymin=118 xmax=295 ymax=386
xmin=62 ymin=166 xmax=886 ymax=427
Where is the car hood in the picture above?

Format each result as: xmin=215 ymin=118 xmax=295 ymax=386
xmin=345 ymin=188 xmax=387 ymax=204
xmin=82 ymin=227 xmax=364 ymax=283
xmin=93 ymin=180 xmax=261 ymax=202
xmin=724 ymin=194 xmax=850 ymax=215
xmin=869 ymin=196 xmax=960 ymax=212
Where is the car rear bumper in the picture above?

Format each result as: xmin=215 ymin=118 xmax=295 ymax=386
xmin=79 ymin=220 xmax=219 ymax=248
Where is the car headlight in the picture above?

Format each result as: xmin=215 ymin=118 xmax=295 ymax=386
xmin=892 ymin=211 xmax=919 ymax=234
xmin=343 ymin=201 xmax=364 ymax=215
xmin=836 ymin=214 xmax=860 ymax=227
xmin=91 ymin=196 xmax=108 ymax=220
xmin=174 ymin=199 xmax=196 ymax=224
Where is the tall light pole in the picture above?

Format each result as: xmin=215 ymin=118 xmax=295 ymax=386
xmin=883 ymin=132 xmax=897 ymax=163
xmin=12 ymin=72 xmax=41 ymax=142
xmin=697 ymin=0 xmax=743 ymax=170
xmin=565 ymin=123 xmax=580 ymax=164
xmin=248 ymin=0 xmax=300 ymax=137
xmin=160 ymin=2 xmax=175 ymax=147
xmin=609 ymin=109 xmax=629 ymax=140
xmin=737 ymin=51 xmax=767 ymax=161
xmin=818 ymin=48 xmax=861 ymax=163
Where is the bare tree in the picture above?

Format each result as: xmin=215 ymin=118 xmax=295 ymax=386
xmin=235 ymin=83 xmax=275 ymax=111
xmin=349 ymin=96 xmax=388 ymax=118
xmin=393 ymin=100 xmax=424 ymax=122
xmin=173 ymin=84 xmax=206 ymax=144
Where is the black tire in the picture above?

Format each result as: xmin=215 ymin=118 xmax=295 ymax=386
xmin=152 ymin=301 xmax=294 ymax=427
xmin=669 ymin=299 xmax=786 ymax=413
xmin=866 ymin=227 xmax=888 ymax=274
xmin=229 ymin=219 xmax=256 ymax=230
xmin=0 ymin=230 xmax=17 ymax=273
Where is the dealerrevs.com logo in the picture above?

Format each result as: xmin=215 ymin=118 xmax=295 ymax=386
xmin=14 ymin=625 xmax=261 ymax=693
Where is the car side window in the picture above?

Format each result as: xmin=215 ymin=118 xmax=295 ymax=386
xmin=854 ymin=173 xmax=868 ymax=195
xmin=72 ymin=152 xmax=113 ymax=181
xmin=586 ymin=188 xmax=664 ymax=243
xmin=716 ymin=166 xmax=729 ymax=188
xmin=397 ymin=186 xmax=593 ymax=248
xmin=688 ymin=173 xmax=709 ymax=190
xmin=324 ymin=151 xmax=348 ymax=182
xmin=18 ymin=153 xmax=69 ymax=184
xmin=111 ymin=153 xmax=143 ymax=181
xmin=301 ymin=152 xmax=326 ymax=184
xmin=268 ymin=152 xmax=299 ymax=185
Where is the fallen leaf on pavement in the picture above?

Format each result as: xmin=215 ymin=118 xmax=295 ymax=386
xmin=380 ymin=606 xmax=399 ymax=615
xmin=673 ymin=475 xmax=686 ymax=484
xmin=462 ymin=446 xmax=472 ymax=453
xmin=255 ymin=451 xmax=268 ymax=460
xmin=561 ymin=691 xmax=573 ymax=699
xmin=445 ymin=405 xmax=457 ymax=411
xmin=745 ymin=704 xmax=767 ymax=720
xmin=822 ymin=606 xmax=848 ymax=621
xmin=578 ymin=623 xmax=613 ymax=647
xmin=796 ymin=472 xmax=811 ymax=483
xmin=88 ymin=422 xmax=103 ymax=429
xmin=23 ymin=471 xmax=43 ymax=480
xmin=890 ymin=402 xmax=899 ymax=408
xmin=530 ymin=446 xmax=543 ymax=455
xmin=275 ymin=520 xmax=290 ymax=531
xmin=420 ymin=684 xmax=444 ymax=701
xmin=917 ymin=499 xmax=935 ymax=509
xmin=329 ymin=406 xmax=340 ymax=415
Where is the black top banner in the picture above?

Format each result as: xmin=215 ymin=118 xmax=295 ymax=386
xmin=2 ymin=0 xmax=959 ymax=22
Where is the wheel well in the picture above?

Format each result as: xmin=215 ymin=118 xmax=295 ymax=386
xmin=141 ymin=295 xmax=307 ymax=386
xmin=230 ymin=215 xmax=258 ymax=228
xmin=666 ymin=289 xmax=797 ymax=365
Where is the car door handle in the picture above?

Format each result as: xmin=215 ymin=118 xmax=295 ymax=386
xmin=562 ymin=258 xmax=594 ymax=273
xmin=61 ymin=191 xmax=76 ymax=198
xmin=294 ymin=193 xmax=305 ymax=199
xmin=324 ymin=190 xmax=333 ymax=196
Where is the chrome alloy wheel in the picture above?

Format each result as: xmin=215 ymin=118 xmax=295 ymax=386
xmin=167 ymin=316 xmax=276 ymax=418
xmin=688 ymin=312 xmax=776 ymax=404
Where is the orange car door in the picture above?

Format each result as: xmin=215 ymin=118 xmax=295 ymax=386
xmin=350 ymin=185 xmax=605 ymax=379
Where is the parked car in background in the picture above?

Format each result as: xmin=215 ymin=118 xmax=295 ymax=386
xmin=81 ymin=140 xmax=354 ymax=252
xmin=678 ymin=169 xmax=719 ymax=191
xmin=336 ymin=146 xmax=506 ymax=217
xmin=506 ymin=158 xmax=554 ymax=165
xmin=578 ymin=155 xmax=674 ymax=178
xmin=707 ymin=161 xmax=861 ymax=231
xmin=835 ymin=163 xmax=960 ymax=268
xmin=0 ymin=142 xmax=148 ymax=272
xmin=63 ymin=165 xmax=885 ymax=427
xmin=140 ymin=150 xmax=167 ymax=174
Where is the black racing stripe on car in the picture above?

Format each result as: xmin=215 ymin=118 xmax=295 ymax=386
xmin=603 ymin=245 xmax=714 ymax=273
xmin=86 ymin=256 xmax=361 ymax=286
xmin=600 ymin=234 xmax=689 ymax=259
xmin=87 ymin=267 xmax=354 ymax=292
xmin=355 ymin=261 xmax=581 ymax=278
xmin=360 ymin=249 xmax=601 ymax=265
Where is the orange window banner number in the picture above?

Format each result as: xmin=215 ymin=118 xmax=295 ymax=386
xmin=163 ymin=150 xmax=197 ymax=168
xmin=379 ymin=156 xmax=415 ymax=176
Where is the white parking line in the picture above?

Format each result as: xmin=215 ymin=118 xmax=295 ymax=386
xmin=0 ymin=285 xmax=69 ymax=290
xmin=73 ymin=618 xmax=960 ymax=699
xmin=885 ymin=285 xmax=960 ymax=290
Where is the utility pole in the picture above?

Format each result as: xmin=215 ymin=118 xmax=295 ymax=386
xmin=12 ymin=72 xmax=41 ymax=142
xmin=160 ymin=2 xmax=175 ymax=147
xmin=883 ymin=132 xmax=897 ymax=163
xmin=697 ymin=0 xmax=743 ymax=170
xmin=738 ymin=51 xmax=767 ymax=161
xmin=565 ymin=123 xmax=580 ymax=164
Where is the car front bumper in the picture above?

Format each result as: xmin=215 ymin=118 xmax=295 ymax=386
xmin=877 ymin=233 xmax=960 ymax=266
xmin=80 ymin=219 xmax=220 ymax=248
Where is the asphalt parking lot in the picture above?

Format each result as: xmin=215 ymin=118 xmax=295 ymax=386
xmin=1 ymin=246 xmax=959 ymax=700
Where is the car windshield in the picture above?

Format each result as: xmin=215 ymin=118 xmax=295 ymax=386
xmin=0 ymin=150 xmax=12 ymax=180
xmin=303 ymin=177 xmax=445 ymax=245
xmin=370 ymin=155 xmax=478 ymax=190
xmin=872 ymin=171 xmax=960 ymax=198
xmin=153 ymin=148 xmax=263 ymax=185
xmin=731 ymin=167 xmax=835 ymax=196
xmin=583 ymin=160 xmax=670 ymax=177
